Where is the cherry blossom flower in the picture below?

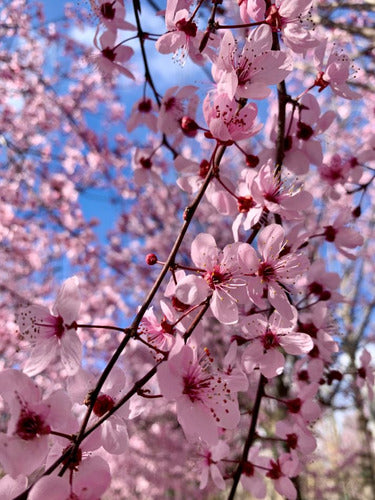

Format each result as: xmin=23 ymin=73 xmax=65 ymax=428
xmin=275 ymin=420 xmax=317 ymax=455
xmin=264 ymin=0 xmax=319 ymax=55
xmin=313 ymin=39 xmax=361 ymax=100
xmin=157 ymin=343 xmax=241 ymax=445
xmin=241 ymin=311 xmax=313 ymax=378
xmin=16 ymin=276 xmax=82 ymax=376
xmin=157 ymin=86 xmax=198 ymax=136
xmin=0 ymin=370 xmax=72 ymax=477
xmin=126 ymin=97 xmax=158 ymax=133
xmin=240 ymin=445 xmax=268 ymax=499
xmin=251 ymin=161 xmax=313 ymax=219
xmin=265 ymin=452 xmax=300 ymax=500
xmin=67 ymin=366 xmax=137 ymax=454
xmin=304 ymin=258 xmax=342 ymax=303
xmin=356 ymin=348 xmax=374 ymax=400
xmin=92 ymin=28 xmax=134 ymax=79
xmin=203 ymin=92 xmax=261 ymax=143
xmin=322 ymin=209 xmax=364 ymax=259
xmin=138 ymin=302 xmax=178 ymax=353
xmin=197 ymin=440 xmax=230 ymax=490
xmin=28 ymin=455 xmax=111 ymax=500
xmin=90 ymin=0 xmax=136 ymax=32
xmin=240 ymin=224 xmax=309 ymax=320
xmin=174 ymin=233 xmax=249 ymax=324
xmin=212 ymin=25 xmax=291 ymax=100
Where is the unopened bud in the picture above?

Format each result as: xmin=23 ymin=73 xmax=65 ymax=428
xmin=245 ymin=154 xmax=259 ymax=168
xmin=146 ymin=253 xmax=157 ymax=265
xmin=180 ymin=116 xmax=199 ymax=137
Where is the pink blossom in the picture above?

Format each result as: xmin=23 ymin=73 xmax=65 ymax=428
xmin=240 ymin=224 xmax=309 ymax=320
xmin=203 ymin=92 xmax=261 ymax=143
xmin=323 ymin=209 xmax=364 ymax=259
xmin=90 ymin=0 xmax=136 ymax=32
xmin=138 ymin=303 xmax=177 ymax=353
xmin=240 ymin=445 xmax=268 ymax=499
xmin=241 ymin=311 xmax=313 ymax=378
xmin=0 ymin=370 xmax=72 ymax=477
xmin=356 ymin=348 xmax=374 ymax=400
xmin=29 ymin=455 xmax=111 ymax=500
xmin=157 ymin=343 xmax=240 ymax=445
xmin=304 ymin=258 xmax=342 ymax=303
xmin=174 ymin=233 xmax=249 ymax=324
xmin=213 ymin=25 xmax=291 ymax=100
xmin=16 ymin=276 xmax=82 ymax=376
xmin=67 ymin=366 xmax=135 ymax=454
xmin=198 ymin=440 xmax=230 ymax=490
xmin=126 ymin=97 xmax=158 ymax=133
xmin=251 ymin=161 xmax=313 ymax=219
xmin=313 ymin=39 xmax=361 ymax=100
xmin=265 ymin=0 xmax=319 ymax=55
xmin=157 ymin=86 xmax=198 ymax=135
xmin=275 ymin=420 xmax=317 ymax=455
xmin=265 ymin=452 xmax=299 ymax=500
xmin=92 ymin=28 xmax=134 ymax=79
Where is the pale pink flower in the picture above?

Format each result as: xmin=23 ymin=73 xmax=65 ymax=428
xmin=92 ymin=28 xmax=134 ymax=79
xmin=203 ymin=92 xmax=261 ymax=143
xmin=90 ymin=0 xmax=136 ymax=32
xmin=16 ymin=276 xmax=82 ymax=376
xmin=240 ymin=224 xmax=309 ymax=321
xmin=174 ymin=155 xmax=237 ymax=214
xmin=157 ymin=85 xmax=198 ymax=135
xmin=265 ymin=452 xmax=300 ymax=500
xmin=356 ymin=349 xmax=374 ymax=400
xmin=0 ymin=475 xmax=27 ymax=499
xmin=284 ymin=383 xmax=321 ymax=425
xmin=323 ymin=209 xmax=363 ymax=259
xmin=241 ymin=311 xmax=313 ymax=378
xmin=67 ymin=366 xmax=135 ymax=454
xmin=265 ymin=0 xmax=319 ymax=55
xmin=174 ymin=233 xmax=249 ymax=324
xmin=275 ymin=420 xmax=317 ymax=455
xmin=305 ymin=258 xmax=342 ymax=302
xmin=198 ymin=440 xmax=230 ymax=490
xmin=138 ymin=302 xmax=177 ymax=353
xmin=240 ymin=445 xmax=268 ymax=499
xmin=0 ymin=370 xmax=72 ymax=477
xmin=127 ymin=97 xmax=158 ymax=133
xmin=251 ymin=161 xmax=313 ymax=219
xmin=212 ymin=25 xmax=291 ymax=100
xmin=157 ymin=343 xmax=240 ymax=445
xmin=29 ymin=455 xmax=111 ymax=500
xmin=313 ymin=39 xmax=361 ymax=100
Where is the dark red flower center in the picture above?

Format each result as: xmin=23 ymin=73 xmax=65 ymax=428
xmin=176 ymin=18 xmax=198 ymax=37
xmin=286 ymin=397 xmax=302 ymax=414
xmin=258 ymin=262 xmax=275 ymax=282
xmin=199 ymin=159 xmax=210 ymax=178
xmin=297 ymin=121 xmax=314 ymax=140
xmin=262 ymin=330 xmax=280 ymax=350
xmin=16 ymin=408 xmax=50 ymax=440
xmin=324 ymin=225 xmax=337 ymax=242
xmin=237 ymin=195 xmax=256 ymax=213
xmin=204 ymin=267 xmax=230 ymax=289
xmin=266 ymin=459 xmax=282 ymax=479
xmin=102 ymin=47 xmax=116 ymax=62
xmin=100 ymin=2 xmax=116 ymax=20
xmin=138 ymin=99 xmax=152 ymax=112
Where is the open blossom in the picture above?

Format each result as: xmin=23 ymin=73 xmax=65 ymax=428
xmin=264 ymin=0 xmax=319 ymax=55
xmin=314 ymin=39 xmax=361 ymax=100
xmin=356 ymin=349 xmax=374 ymax=400
xmin=251 ymin=161 xmax=313 ymax=219
xmin=126 ymin=97 xmax=158 ymax=133
xmin=212 ymin=25 xmax=291 ymax=100
xmin=92 ymin=28 xmax=134 ymax=79
xmin=197 ymin=440 xmax=230 ymax=490
xmin=322 ymin=209 xmax=364 ymax=259
xmin=203 ymin=92 xmax=261 ymax=143
xmin=67 ymin=366 xmax=139 ymax=455
xmin=157 ymin=85 xmax=198 ymax=135
xmin=16 ymin=276 xmax=82 ymax=376
xmin=241 ymin=311 xmax=313 ymax=378
xmin=90 ymin=0 xmax=136 ymax=32
xmin=174 ymin=233 xmax=249 ymax=324
xmin=157 ymin=342 xmax=241 ymax=445
xmin=239 ymin=224 xmax=309 ymax=320
xmin=29 ymin=455 xmax=111 ymax=500
xmin=0 ymin=370 xmax=72 ymax=477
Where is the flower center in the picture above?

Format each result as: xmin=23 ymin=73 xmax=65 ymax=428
xmin=100 ymin=2 xmax=116 ymax=20
xmin=237 ymin=195 xmax=256 ymax=213
xmin=16 ymin=408 xmax=50 ymax=440
xmin=175 ymin=18 xmax=198 ymax=37
xmin=258 ymin=262 xmax=275 ymax=282
xmin=261 ymin=330 xmax=280 ymax=350
xmin=266 ymin=459 xmax=282 ymax=479
xmin=102 ymin=47 xmax=116 ymax=62
xmin=265 ymin=6 xmax=284 ymax=32
xmin=138 ymin=99 xmax=152 ymax=112
xmin=286 ymin=432 xmax=298 ymax=449
xmin=204 ymin=266 xmax=230 ymax=289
